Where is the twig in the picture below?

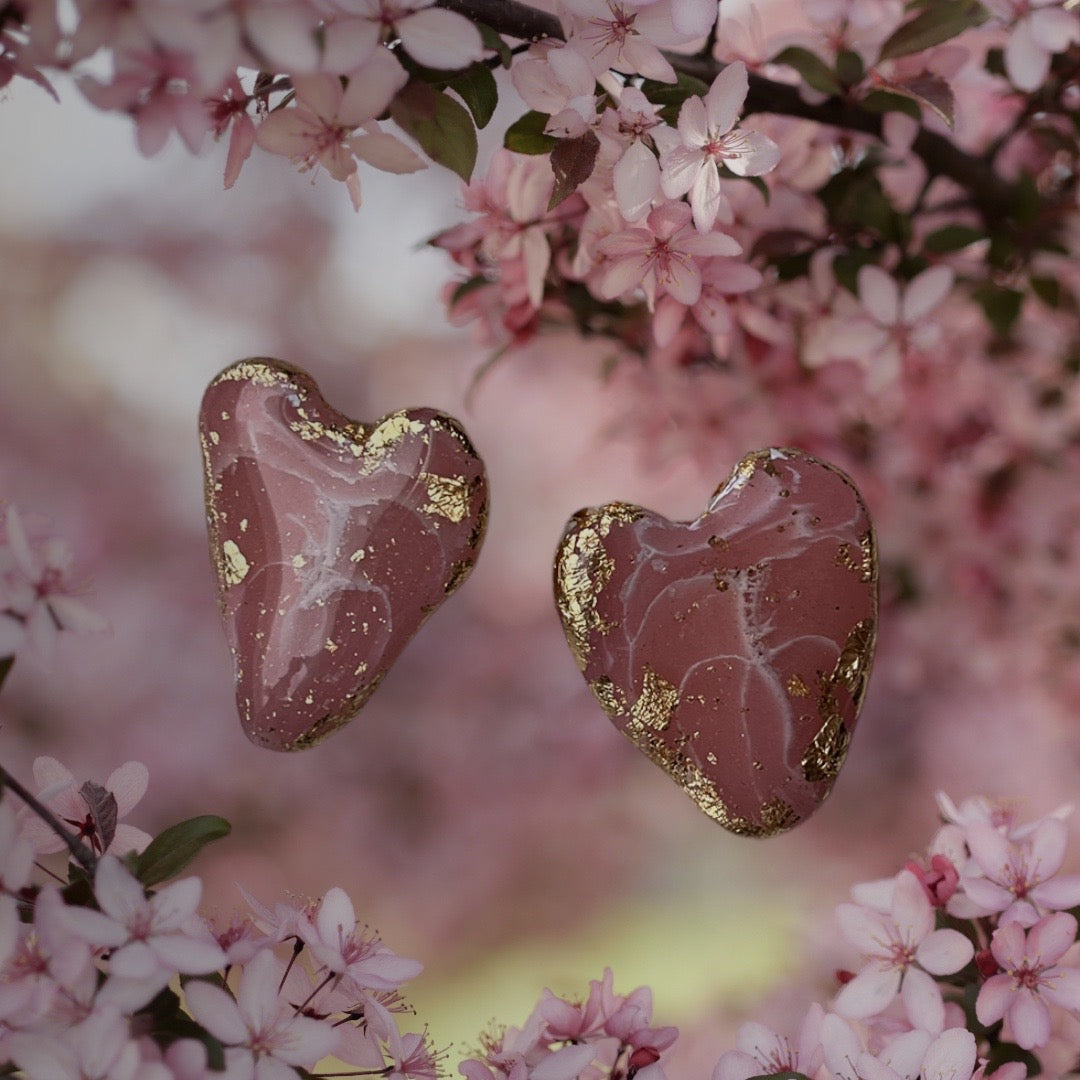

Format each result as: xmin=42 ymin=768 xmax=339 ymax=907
xmin=0 ymin=764 xmax=97 ymax=874
xmin=435 ymin=0 xmax=1017 ymax=225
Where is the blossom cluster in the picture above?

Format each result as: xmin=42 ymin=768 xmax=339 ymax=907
xmin=3 ymin=0 xmax=1079 ymax=383
xmin=715 ymin=792 xmax=1080 ymax=1080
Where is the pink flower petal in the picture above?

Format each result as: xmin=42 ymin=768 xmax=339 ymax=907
xmin=975 ymin=973 xmax=1013 ymax=1026
xmin=902 ymin=966 xmax=945 ymax=1032
xmin=1026 ymin=911 xmax=1077 ymax=963
xmin=349 ymin=132 xmax=426 ymax=173
xmin=1008 ymin=989 xmax=1051 ymax=1049
xmin=1028 ymin=8 xmax=1080 ymax=52
xmin=833 ymin=965 xmax=901 ymax=1019
xmin=688 ymin=159 xmax=723 ymax=232
xmin=399 ymin=7 xmax=484 ymax=68
xmin=340 ymin=50 xmax=408 ymax=125
xmin=315 ymin=887 xmax=356 ymax=950
xmin=917 ymin=928 xmax=974 ymax=975
xmin=185 ymin=978 xmax=248 ymax=1045
xmin=990 ymin=920 xmax=1026 ymax=967
xmin=901 ymin=266 xmax=954 ymax=324
xmin=600 ymin=254 xmax=650 ymax=299
xmin=614 ymin=141 xmax=660 ymax=221
xmin=247 ymin=4 xmax=320 ymax=73
xmin=255 ymin=110 xmax=320 ymax=159
xmin=857 ymin=265 xmax=900 ymax=325
xmin=660 ymin=145 xmax=705 ymax=199
xmin=662 ymin=254 xmax=702 ymax=305
xmin=320 ymin=17 xmax=381 ymax=74
xmin=238 ymin=949 xmax=283 ymax=1033
xmin=722 ymin=129 xmax=780 ymax=177
xmin=1031 ymin=874 xmax=1080 ymax=909
xmin=152 ymin=933 xmax=227 ymax=975
xmin=921 ymin=1029 xmax=976 ymax=1080
xmin=1005 ymin=20 xmax=1050 ymax=90
xmin=106 ymin=762 xmax=149 ymax=817
xmin=703 ymin=60 xmax=747 ymax=138
xmin=676 ymin=94 xmax=710 ymax=147
xmin=521 ymin=227 xmax=551 ymax=309
xmin=95 ymin=855 xmax=148 ymax=925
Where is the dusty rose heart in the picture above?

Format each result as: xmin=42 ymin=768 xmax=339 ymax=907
xmin=200 ymin=359 xmax=488 ymax=750
xmin=554 ymin=448 xmax=877 ymax=837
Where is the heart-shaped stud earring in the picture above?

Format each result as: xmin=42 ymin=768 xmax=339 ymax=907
xmin=554 ymin=448 xmax=877 ymax=837
xmin=200 ymin=359 xmax=489 ymax=750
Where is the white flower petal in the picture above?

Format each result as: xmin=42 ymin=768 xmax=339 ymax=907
xmin=901 ymin=266 xmax=954 ymax=324
xmin=185 ymin=978 xmax=249 ymax=1046
xmin=399 ymin=7 xmax=484 ymax=68
xmin=857 ymin=264 xmax=901 ymax=325
xmin=704 ymin=60 xmax=748 ymax=138
xmin=340 ymin=50 xmax=408 ymax=125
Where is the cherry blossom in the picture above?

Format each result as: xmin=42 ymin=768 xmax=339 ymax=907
xmin=833 ymin=868 xmax=975 ymax=1021
xmin=982 ymin=0 xmax=1080 ymax=92
xmin=206 ymin=75 xmax=257 ymax=190
xmin=8 ymin=1003 xmax=140 ymax=1080
xmin=255 ymin=49 xmax=424 ymax=211
xmin=656 ymin=61 xmax=780 ymax=232
xmin=596 ymin=86 xmax=665 ymax=221
xmin=58 ymin=855 xmax=226 ymax=1000
xmin=20 ymin=756 xmax=151 ymax=859
xmin=960 ymin=817 xmax=1080 ymax=926
xmin=598 ymin=201 xmax=742 ymax=309
xmin=976 ymin=912 xmax=1080 ymax=1049
xmin=512 ymin=44 xmax=599 ymax=139
xmin=0 ymin=507 xmax=106 ymax=660
xmin=808 ymin=264 xmax=955 ymax=386
xmin=185 ymin=948 xmax=339 ymax=1078
xmin=712 ymin=1003 xmax=824 ymax=1080
xmin=298 ymin=886 xmax=423 ymax=991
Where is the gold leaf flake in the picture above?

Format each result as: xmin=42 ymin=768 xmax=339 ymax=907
xmin=222 ymin=540 xmax=250 ymax=586
xmin=421 ymin=473 xmax=471 ymax=523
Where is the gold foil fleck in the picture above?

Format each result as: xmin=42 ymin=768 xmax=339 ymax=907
xmin=240 ymin=518 xmax=248 ymax=532
xmin=292 ymin=554 xmax=306 ymax=569
xmin=209 ymin=431 xmax=220 ymax=445
xmin=444 ymin=559 xmax=473 ymax=595
xmin=350 ymin=549 xmax=366 ymax=562
xmin=752 ymin=760 xmax=764 ymax=771
xmin=801 ymin=618 xmax=876 ymax=783
xmin=787 ymin=674 xmax=811 ymax=697
xmin=222 ymin=540 xmax=250 ymax=586
xmin=421 ymin=473 xmax=471 ymax=523
xmin=590 ymin=676 xmax=627 ymax=717
xmin=706 ymin=752 xmax=717 ymax=765
xmin=627 ymin=667 xmax=680 ymax=734
xmin=213 ymin=359 xmax=292 ymax=388
xmin=859 ymin=530 xmax=877 ymax=583
xmin=325 ymin=639 xmax=338 ymax=653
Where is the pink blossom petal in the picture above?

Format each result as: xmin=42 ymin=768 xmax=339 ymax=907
xmin=600 ymin=254 xmax=650 ymax=299
xmin=320 ymin=17 xmax=380 ymax=74
xmin=703 ymin=60 xmax=747 ymax=138
xmin=150 ymin=877 xmax=202 ymax=931
xmin=275 ymin=1014 xmax=339 ymax=1066
xmin=521 ymin=227 xmax=551 ymax=309
xmin=95 ymin=855 xmax=148 ymax=925
xmin=4 ymin=508 xmax=39 ymax=579
xmin=110 ymin=940 xmax=160 ymax=979
xmin=614 ymin=140 xmax=660 ymax=221
xmin=688 ymin=159 xmax=723 ymax=231
xmin=660 ymin=145 xmax=705 ymax=199
xmin=917 ymin=928 xmax=974 ymax=975
xmin=1009 ymin=989 xmax=1051 ymax=1049
xmin=833 ymin=965 xmax=901 ymax=1019
xmin=857 ymin=265 xmax=901 ymax=325
xmin=975 ymin=974 xmax=1013 ymax=1026
xmin=185 ymin=978 xmax=248 ymax=1045
xmin=1026 ymin=911 xmax=1077 ymax=962
xmin=292 ymin=74 xmax=345 ymax=123
xmin=893 ymin=870 xmax=934 ymax=941
xmin=399 ymin=7 xmax=484 ymax=68
xmin=878 ymin=1029 xmax=931 ymax=1078
xmin=990 ymin=920 xmax=1027 ymax=967
xmin=47 ymin=595 xmax=108 ymax=634
xmin=901 ymin=266 xmax=954 ymax=324
xmin=1005 ymin=21 xmax=1050 ymax=90
xmin=712 ymin=1049 xmax=761 ymax=1080
xmin=349 ymin=132 xmax=426 ymax=173
xmin=106 ymin=762 xmax=148 ymax=817
xmin=620 ymin=36 xmax=677 ymax=82
xmin=255 ymin=111 xmax=319 ymax=158
xmin=722 ymin=128 xmax=780 ymax=176
xmin=1031 ymin=874 xmax=1080 ymax=909
xmin=238 ymin=950 xmax=284 ymax=1034
xmin=682 ymin=230 xmax=742 ymax=258
xmin=961 ymin=874 xmax=1011 ymax=913
xmin=152 ymin=933 xmax=227 ymax=975
xmin=902 ymin=966 xmax=945 ymax=1031
xmin=1028 ymin=9 xmax=1080 ymax=52
xmin=315 ymin=887 xmax=357 ymax=949
xmin=341 ymin=49 xmax=409 ymax=124
xmin=1028 ymin=818 xmax=1069 ymax=875
xmin=922 ymin=1029 xmax=976 ymax=1080
xmin=247 ymin=5 xmax=320 ymax=73
xmin=662 ymin=255 xmax=702 ymax=305
xmin=224 ymin=115 xmax=257 ymax=189
xmin=59 ymin=902 xmax=128 ymax=948
xmin=652 ymin=295 xmax=687 ymax=346
xmin=676 ymin=94 xmax=710 ymax=146
xmin=1041 ymin=966 xmax=1080 ymax=1012
xmin=532 ymin=1043 xmax=597 ymax=1080
xmin=669 ymin=0 xmax=718 ymax=38
xmin=836 ymin=901 xmax=887 ymax=952
xmin=0 ymin=618 xmax=25 ymax=656
xmin=8 ymin=1033 xmax=78 ymax=1080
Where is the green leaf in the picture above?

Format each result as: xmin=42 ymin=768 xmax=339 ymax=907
xmin=878 ymin=0 xmax=988 ymax=61
xmin=477 ymin=23 xmax=512 ymax=68
xmin=985 ymin=1042 xmax=1042 ymax=1077
xmin=819 ymin=165 xmax=908 ymax=244
xmin=450 ymin=274 xmax=491 ymax=307
xmin=771 ymin=46 xmax=842 ymax=96
xmin=1030 ymin=275 xmax=1061 ymax=307
xmin=504 ymin=110 xmax=558 ymax=154
xmin=831 ymin=250 xmax=878 ymax=294
xmin=549 ymin=130 xmax=600 ymax=210
xmin=973 ymin=283 xmax=1024 ymax=337
xmin=134 ymin=815 xmax=231 ymax=887
xmin=835 ymin=49 xmax=865 ymax=88
xmin=0 ymin=656 xmax=12 ymax=696
xmin=984 ymin=46 xmax=1007 ymax=78
xmin=861 ymin=89 xmax=922 ymax=121
xmin=390 ymin=81 xmax=477 ymax=182
xmin=449 ymin=62 xmax=499 ymax=129
xmin=639 ymin=70 xmax=711 ymax=124
xmin=880 ymin=72 xmax=955 ymax=127
xmin=923 ymin=224 xmax=984 ymax=253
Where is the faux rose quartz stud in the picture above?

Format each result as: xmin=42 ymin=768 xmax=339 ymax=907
xmin=200 ymin=359 xmax=488 ymax=750
xmin=554 ymin=448 xmax=877 ymax=837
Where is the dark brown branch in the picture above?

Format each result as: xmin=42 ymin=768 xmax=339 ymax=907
xmin=436 ymin=0 xmax=1016 ymax=224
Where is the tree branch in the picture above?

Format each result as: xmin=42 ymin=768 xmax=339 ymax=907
xmin=436 ymin=0 xmax=1016 ymax=225
xmin=0 ymin=764 xmax=97 ymax=874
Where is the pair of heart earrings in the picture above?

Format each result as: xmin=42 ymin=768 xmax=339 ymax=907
xmin=200 ymin=358 xmax=878 ymax=838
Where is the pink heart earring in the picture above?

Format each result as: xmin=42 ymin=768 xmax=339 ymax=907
xmin=554 ymin=448 xmax=877 ymax=837
xmin=200 ymin=358 xmax=488 ymax=750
